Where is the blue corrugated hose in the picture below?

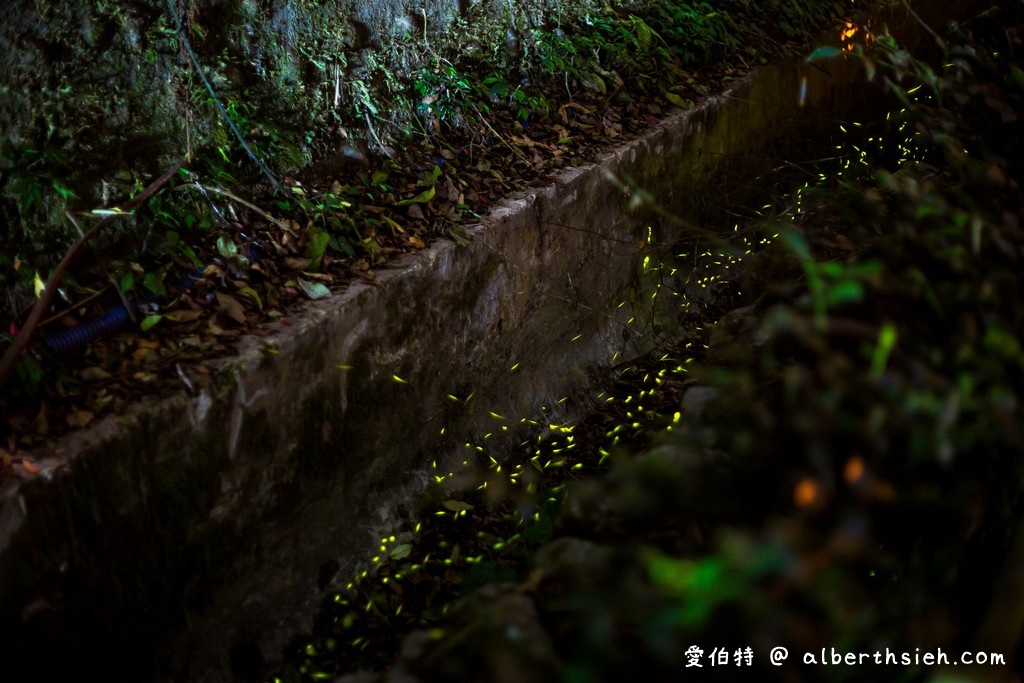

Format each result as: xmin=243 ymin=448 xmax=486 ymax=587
xmin=40 ymin=244 xmax=261 ymax=354
xmin=42 ymin=303 xmax=135 ymax=354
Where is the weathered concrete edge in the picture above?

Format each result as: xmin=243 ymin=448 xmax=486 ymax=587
xmin=0 ymin=44 xmax=868 ymax=682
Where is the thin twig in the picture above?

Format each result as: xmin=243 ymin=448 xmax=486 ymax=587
xmin=38 ymin=285 xmax=112 ymax=328
xmin=174 ymin=182 xmax=299 ymax=237
xmin=900 ymin=0 xmax=945 ymax=49
xmin=364 ymin=111 xmax=394 ymax=159
xmin=471 ymin=102 xmax=532 ymax=166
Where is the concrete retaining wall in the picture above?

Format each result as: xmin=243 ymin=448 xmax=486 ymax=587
xmin=0 ymin=2 xmax=966 ymax=679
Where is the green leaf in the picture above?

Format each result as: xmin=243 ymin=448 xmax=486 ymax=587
xmin=395 ymin=184 xmax=436 ymax=206
xmin=806 ymin=45 xmax=842 ymax=62
xmin=143 ymin=272 xmax=167 ymax=298
xmin=119 ymin=272 xmax=135 ymax=294
xmin=306 ymin=228 xmax=330 ymax=271
xmin=825 ymin=280 xmax=864 ymax=307
xmin=178 ymin=242 xmax=202 ymax=268
xmin=217 ymin=235 xmax=238 ymax=259
xmin=15 ymin=354 xmax=43 ymax=395
xmin=51 ymin=180 xmax=79 ymax=200
xmin=332 ymin=235 xmax=357 ymax=258
xmin=443 ymin=500 xmax=473 ymax=512
xmin=870 ymin=322 xmax=898 ymax=378
xmin=462 ymin=561 xmax=518 ymax=592
xmin=1011 ymin=66 xmax=1024 ymax=92
xmin=238 ymin=286 xmax=263 ymax=310
xmin=297 ymin=278 xmax=331 ymax=300
xmin=423 ymin=165 xmax=443 ymax=185
xmin=582 ymin=72 xmax=607 ymax=94
xmin=984 ymin=325 xmax=1023 ymax=361
xmin=777 ymin=227 xmax=811 ymax=259
xmin=140 ymin=314 xmax=162 ymax=332
xmin=390 ymin=544 xmax=412 ymax=560
xmin=664 ymin=91 xmax=691 ymax=109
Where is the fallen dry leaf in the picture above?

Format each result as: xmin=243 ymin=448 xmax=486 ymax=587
xmin=216 ymin=291 xmax=248 ymax=325
xmin=165 ymin=309 xmax=205 ymax=323
xmin=79 ymin=367 xmax=113 ymax=382
xmin=66 ymin=410 xmax=95 ymax=428
xmin=300 ymin=271 xmax=334 ymax=283
xmin=285 ymin=257 xmax=313 ymax=271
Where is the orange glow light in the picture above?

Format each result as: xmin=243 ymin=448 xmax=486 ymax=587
xmin=844 ymin=456 xmax=866 ymax=484
xmin=794 ymin=477 xmax=821 ymax=508
xmin=841 ymin=21 xmax=874 ymax=52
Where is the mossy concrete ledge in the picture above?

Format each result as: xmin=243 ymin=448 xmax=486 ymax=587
xmin=0 ymin=52 xmax=867 ymax=681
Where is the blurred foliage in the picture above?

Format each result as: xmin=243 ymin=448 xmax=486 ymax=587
xmin=311 ymin=5 xmax=1024 ymax=683
xmin=535 ymin=5 xmax=1024 ymax=680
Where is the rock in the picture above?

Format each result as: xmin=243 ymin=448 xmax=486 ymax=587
xmin=396 ymin=585 xmax=559 ymax=683
xmin=559 ymin=441 xmax=749 ymax=536
xmin=681 ymin=386 xmax=718 ymax=420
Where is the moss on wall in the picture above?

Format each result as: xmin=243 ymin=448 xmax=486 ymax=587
xmin=0 ymin=0 xmax=608 ymax=267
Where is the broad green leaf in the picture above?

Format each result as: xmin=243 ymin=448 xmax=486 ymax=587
xmin=306 ymin=228 xmax=330 ymax=271
xmin=443 ymin=500 xmax=474 ymax=512
xmin=140 ymin=314 xmax=162 ymax=331
xmin=664 ymin=92 xmax=691 ymax=109
xmin=806 ymin=45 xmax=842 ymax=62
xmin=395 ymin=184 xmax=436 ymax=206
xmin=297 ymin=278 xmax=331 ymax=300
xmin=216 ymin=235 xmax=238 ymax=259
xmin=825 ymin=280 xmax=864 ymax=307
xmin=143 ymin=272 xmax=167 ymax=298
xmin=632 ymin=16 xmax=654 ymax=48
xmin=119 ymin=272 xmax=135 ymax=294
xmin=390 ymin=544 xmax=412 ymax=560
